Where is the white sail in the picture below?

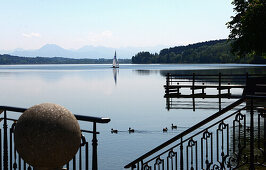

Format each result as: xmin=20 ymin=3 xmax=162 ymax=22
xmin=112 ymin=51 xmax=119 ymax=68
xmin=112 ymin=58 xmax=117 ymax=67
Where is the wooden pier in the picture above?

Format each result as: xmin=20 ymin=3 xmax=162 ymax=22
xmin=164 ymin=73 xmax=266 ymax=111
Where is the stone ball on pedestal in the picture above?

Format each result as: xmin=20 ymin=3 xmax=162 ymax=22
xmin=14 ymin=103 xmax=81 ymax=169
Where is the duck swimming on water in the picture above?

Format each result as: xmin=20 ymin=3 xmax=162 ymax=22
xmin=128 ymin=127 xmax=135 ymax=133
xmin=163 ymin=127 xmax=168 ymax=132
xmin=111 ymin=128 xmax=118 ymax=133
xmin=171 ymin=124 xmax=177 ymax=129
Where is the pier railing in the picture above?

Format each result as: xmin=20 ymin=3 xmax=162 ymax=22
xmin=124 ymin=95 xmax=266 ymax=169
xmin=165 ymin=73 xmax=266 ymax=110
xmin=0 ymin=106 xmax=110 ymax=170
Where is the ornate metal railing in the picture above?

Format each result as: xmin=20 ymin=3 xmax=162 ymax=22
xmin=0 ymin=106 xmax=110 ymax=170
xmin=124 ymin=96 xmax=266 ymax=169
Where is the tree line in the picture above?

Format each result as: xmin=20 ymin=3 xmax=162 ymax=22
xmin=0 ymin=54 xmax=131 ymax=65
xmin=132 ymin=39 xmax=264 ymax=64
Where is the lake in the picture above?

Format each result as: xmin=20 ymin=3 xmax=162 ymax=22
xmin=0 ymin=64 xmax=265 ymax=169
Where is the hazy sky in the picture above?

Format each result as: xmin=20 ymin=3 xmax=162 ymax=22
xmin=0 ymin=0 xmax=234 ymax=50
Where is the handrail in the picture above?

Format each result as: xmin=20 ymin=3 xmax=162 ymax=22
xmin=0 ymin=106 xmax=27 ymax=113
xmin=0 ymin=105 xmax=110 ymax=124
xmin=124 ymin=97 xmax=245 ymax=168
xmin=75 ymin=114 xmax=110 ymax=123
xmin=143 ymin=105 xmax=247 ymax=165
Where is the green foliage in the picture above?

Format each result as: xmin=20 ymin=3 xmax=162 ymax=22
xmin=227 ymin=0 xmax=266 ymax=61
xmin=132 ymin=39 xmax=246 ymax=64
xmin=0 ymin=54 xmax=131 ymax=65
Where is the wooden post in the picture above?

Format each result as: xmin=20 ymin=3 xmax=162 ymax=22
xmin=202 ymin=83 xmax=204 ymax=94
xmin=202 ymin=83 xmax=205 ymax=99
xmin=192 ymin=73 xmax=195 ymax=111
xmin=166 ymin=73 xmax=170 ymax=95
xmin=166 ymin=97 xmax=170 ymax=111
xmin=245 ymin=72 xmax=248 ymax=90
xmin=192 ymin=73 xmax=195 ymax=96
xmin=228 ymin=83 xmax=230 ymax=96
xmin=246 ymin=72 xmax=249 ymax=88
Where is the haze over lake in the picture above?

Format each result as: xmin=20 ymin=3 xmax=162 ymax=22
xmin=0 ymin=64 xmax=265 ymax=169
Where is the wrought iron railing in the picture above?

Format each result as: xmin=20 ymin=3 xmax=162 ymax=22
xmin=0 ymin=106 xmax=110 ymax=170
xmin=124 ymin=96 xmax=266 ymax=169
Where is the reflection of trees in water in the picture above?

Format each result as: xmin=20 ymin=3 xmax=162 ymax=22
xmin=133 ymin=67 xmax=266 ymax=82
xmin=133 ymin=69 xmax=159 ymax=75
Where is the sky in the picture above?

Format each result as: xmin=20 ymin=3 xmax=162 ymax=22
xmin=0 ymin=0 xmax=234 ymax=50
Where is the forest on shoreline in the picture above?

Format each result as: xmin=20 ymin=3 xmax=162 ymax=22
xmin=0 ymin=54 xmax=131 ymax=65
xmin=132 ymin=40 xmax=266 ymax=64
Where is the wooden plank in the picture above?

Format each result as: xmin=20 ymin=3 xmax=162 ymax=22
xmin=164 ymin=93 xmax=242 ymax=99
xmin=217 ymin=85 xmax=245 ymax=90
xmin=256 ymin=84 xmax=266 ymax=87
xmin=165 ymin=85 xmax=245 ymax=89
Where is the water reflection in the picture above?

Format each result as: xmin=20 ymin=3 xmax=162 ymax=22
xmin=133 ymin=70 xmax=159 ymax=75
xmin=113 ymin=68 xmax=118 ymax=85
xmin=130 ymin=65 xmax=266 ymax=77
xmin=0 ymin=64 xmax=265 ymax=170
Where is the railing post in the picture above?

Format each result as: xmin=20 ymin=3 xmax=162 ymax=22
xmin=249 ymin=98 xmax=255 ymax=170
xmin=264 ymin=109 xmax=266 ymax=164
xmin=192 ymin=73 xmax=195 ymax=111
xmin=92 ymin=122 xmax=98 ymax=170
xmin=3 ymin=110 xmax=8 ymax=170
xmin=0 ymin=129 xmax=2 ymax=170
xmin=218 ymin=73 xmax=221 ymax=111
xmin=180 ymin=137 xmax=184 ymax=170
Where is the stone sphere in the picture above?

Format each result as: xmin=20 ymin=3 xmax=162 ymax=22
xmin=14 ymin=103 xmax=81 ymax=169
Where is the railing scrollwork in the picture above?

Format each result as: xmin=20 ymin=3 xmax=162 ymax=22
xmin=125 ymin=96 xmax=266 ymax=169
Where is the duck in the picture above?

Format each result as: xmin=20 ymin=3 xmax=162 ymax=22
xmin=171 ymin=124 xmax=177 ymax=129
xmin=163 ymin=127 xmax=168 ymax=132
xmin=128 ymin=127 xmax=135 ymax=133
xmin=111 ymin=128 xmax=118 ymax=133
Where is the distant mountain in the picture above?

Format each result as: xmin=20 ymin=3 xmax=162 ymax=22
xmin=10 ymin=44 xmax=76 ymax=58
xmin=3 ymin=44 xmax=165 ymax=59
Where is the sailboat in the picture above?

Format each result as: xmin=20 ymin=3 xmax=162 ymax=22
xmin=112 ymin=51 xmax=119 ymax=68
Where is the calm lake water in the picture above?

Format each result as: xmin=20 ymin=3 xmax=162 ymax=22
xmin=0 ymin=64 xmax=265 ymax=169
